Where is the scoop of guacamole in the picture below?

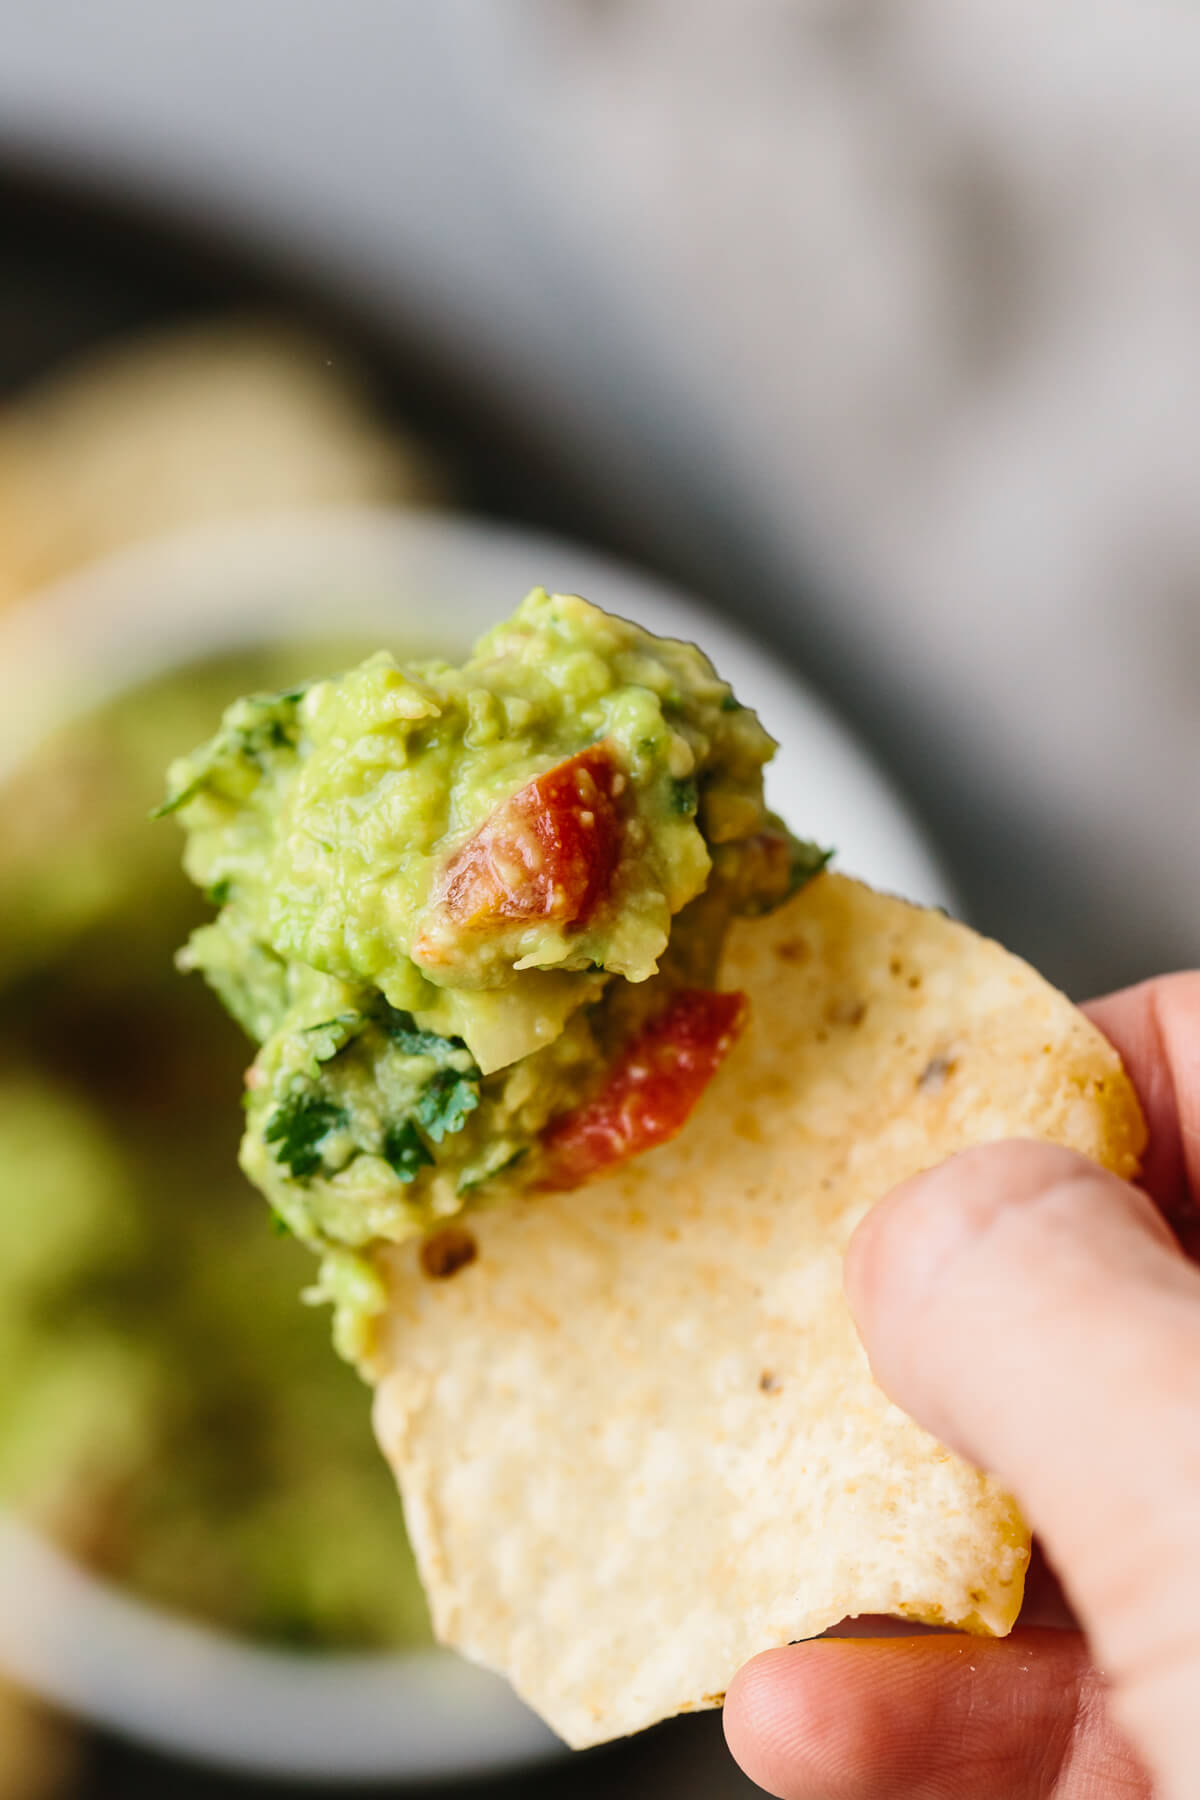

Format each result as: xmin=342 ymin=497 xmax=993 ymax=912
xmin=163 ymin=592 xmax=826 ymax=1364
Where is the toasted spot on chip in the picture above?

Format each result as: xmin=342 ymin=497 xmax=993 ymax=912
xmin=775 ymin=936 xmax=810 ymax=963
xmin=373 ymin=874 xmax=1145 ymax=1748
xmin=918 ymin=1053 xmax=958 ymax=1094
xmin=418 ymin=1225 xmax=478 ymax=1281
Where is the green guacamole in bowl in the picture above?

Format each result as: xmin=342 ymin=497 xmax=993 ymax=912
xmin=0 ymin=646 xmax=430 ymax=1652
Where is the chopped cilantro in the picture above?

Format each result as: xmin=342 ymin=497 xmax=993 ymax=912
xmin=153 ymin=689 xmax=303 ymax=817
xmin=669 ymin=777 xmax=699 ymax=816
xmin=152 ymin=780 xmax=203 ymax=820
xmin=375 ymin=1001 xmax=469 ymax=1064
xmin=787 ymin=839 xmax=834 ymax=896
xmin=302 ymin=1012 xmax=365 ymax=1063
xmin=416 ymin=1067 xmax=480 ymax=1142
xmin=205 ymin=878 xmax=232 ymax=907
xmin=457 ymin=1145 xmax=527 ymax=1195
xmin=264 ymin=1090 xmax=348 ymax=1180
xmin=719 ymin=692 xmax=743 ymax=713
xmin=382 ymin=1120 xmax=435 ymax=1182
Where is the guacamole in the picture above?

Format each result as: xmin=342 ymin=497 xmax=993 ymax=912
xmin=0 ymin=651 xmax=431 ymax=1652
xmin=163 ymin=593 xmax=826 ymax=1364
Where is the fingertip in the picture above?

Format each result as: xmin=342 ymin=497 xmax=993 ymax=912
xmin=1085 ymin=971 xmax=1200 ymax=1214
xmin=724 ymin=1643 xmax=864 ymax=1798
xmin=843 ymin=1143 xmax=1005 ymax=1348
xmin=844 ymin=1142 xmax=1021 ymax=1320
xmin=843 ymin=1140 xmax=1154 ymax=1464
xmin=842 ymin=1133 xmax=1200 ymax=1622
xmin=723 ymin=1648 xmax=801 ymax=1794
xmin=723 ymin=1634 xmax=1142 ymax=1800
xmin=725 ymin=1640 xmax=945 ymax=1797
xmin=844 ymin=1139 xmax=1159 ymax=1346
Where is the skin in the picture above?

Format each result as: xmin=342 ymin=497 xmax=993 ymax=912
xmin=725 ymin=972 xmax=1200 ymax=1800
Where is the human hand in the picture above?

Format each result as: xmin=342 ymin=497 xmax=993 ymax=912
xmin=725 ymin=973 xmax=1200 ymax=1799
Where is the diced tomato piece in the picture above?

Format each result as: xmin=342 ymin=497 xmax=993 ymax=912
xmin=416 ymin=743 xmax=623 ymax=957
xmin=540 ymin=987 xmax=748 ymax=1189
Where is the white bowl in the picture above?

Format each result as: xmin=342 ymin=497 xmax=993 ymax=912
xmin=0 ymin=508 xmax=955 ymax=1780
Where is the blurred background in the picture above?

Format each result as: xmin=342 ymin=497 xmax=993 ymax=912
xmin=0 ymin=3 xmax=1196 ymax=1797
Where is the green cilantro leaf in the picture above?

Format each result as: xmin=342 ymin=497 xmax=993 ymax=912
xmin=669 ymin=776 xmax=699 ymax=816
xmin=416 ymin=1067 xmax=480 ymax=1143
xmin=375 ymin=1001 xmax=470 ymax=1064
xmin=153 ymin=689 xmax=304 ymax=817
xmin=787 ymin=839 xmax=834 ymax=896
xmin=382 ymin=1120 xmax=435 ymax=1183
xmin=152 ymin=778 xmax=206 ymax=820
xmin=302 ymin=1012 xmax=365 ymax=1063
xmin=457 ymin=1144 xmax=527 ymax=1195
xmin=264 ymin=1090 xmax=348 ymax=1180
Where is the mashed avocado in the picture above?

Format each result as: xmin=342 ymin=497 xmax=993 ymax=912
xmin=163 ymin=592 xmax=826 ymax=1365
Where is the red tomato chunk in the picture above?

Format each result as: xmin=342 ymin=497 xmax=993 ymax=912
xmin=541 ymin=987 xmax=748 ymax=1188
xmin=421 ymin=744 xmax=624 ymax=952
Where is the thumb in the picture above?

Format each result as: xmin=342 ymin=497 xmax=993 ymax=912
xmin=846 ymin=1140 xmax=1200 ymax=1800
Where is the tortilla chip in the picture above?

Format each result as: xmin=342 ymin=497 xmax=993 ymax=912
xmin=0 ymin=1677 xmax=77 ymax=1800
xmin=372 ymin=874 xmax=1145 ymax=1747
xmin=0 ymin=319 xmax=441 ymax=609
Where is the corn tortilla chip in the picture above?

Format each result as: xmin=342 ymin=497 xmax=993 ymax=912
xmin=372 ymin=873 xmax=1145 ymax=1747
xmin=0 ymin=319 xmax=440 ymax=609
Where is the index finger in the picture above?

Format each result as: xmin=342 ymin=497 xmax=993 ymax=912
xmin=1083 ymin=973 xmax=1200 ymax=1234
